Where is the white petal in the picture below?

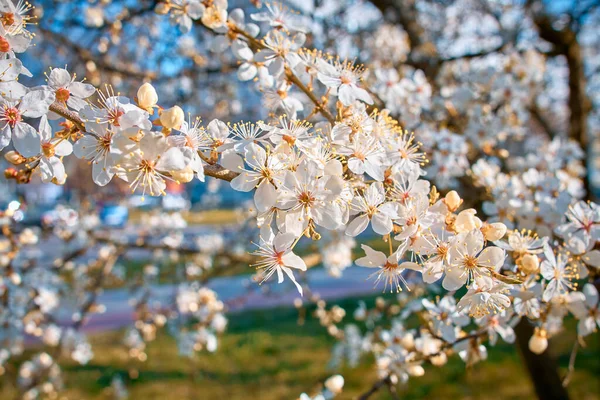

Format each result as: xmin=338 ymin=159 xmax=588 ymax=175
xmin=92 ymin=160 xmax=114 ymax=186
xmin=13 ymin=122 xmax=40 ymax=157
xmin=274 ymin=232 xmax=297 ymax=252
xmin=345 ymin=214 xmax=369 ymax=237
xmin=355 ymin=245 xmax=387 ymax=268
xmin=254 ymin=181 xmax=276 ymax=212
xmin=230 ymin=171 xmax=259 ymax=192
xmin=19 ymin=90 xmax=55 ymax=118
xmin=442 ymin=267 xmax=467 ymax=291
xmin=48 ymin=68 xmax=71 ymax=89
xmin=478 ymin=247 xmax=505 ymax=270
xmin=282 ymin=252 xmax=307 ymax=271
xmin=371 ymin=212 xmax=392 ymax=235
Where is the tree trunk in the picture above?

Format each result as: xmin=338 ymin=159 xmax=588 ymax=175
xmin=514 ymin=319 xmax=570 ymax=400
xmin=565 ymin=40 xmax=593 ymax=199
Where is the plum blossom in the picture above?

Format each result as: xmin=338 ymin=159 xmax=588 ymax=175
xmin=119 ymin=132 xmax=193 ymax=197
xmin=355 ymin=244 xmax=419 ymax=292
xmin=0 ymin=89 xmax=55 ymax=157
xmin=444 ymin=230 xmax=506 ymax=291
xmin=457 ymin=276 xmax=512 ymax=318
xmin=230 ymin=143 xmax=286 ymax=212
xmin=72 ymin=122 xmax=137 ymax=186
xmin=37 ymin=116 xmax=72 ymax=184
xmin=346 ymin=182 xmax=398 ymax=237
xmin=252 ymin=232 xmax=307 ymax=295
xmin=540 ymin=244 xmax=577 ymax=302
xmin=47 ymin=68 xmax=95 ymax=111
xmin=567 ymin=284 xmax=600 ymax=337
xmin=317 ymin=58 xmax=373 ymax=106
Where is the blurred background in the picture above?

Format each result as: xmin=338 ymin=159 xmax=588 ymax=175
xmin=1 ymin=0 xmax=600 ymax=399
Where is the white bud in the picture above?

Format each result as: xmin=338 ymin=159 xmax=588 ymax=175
xmin=137 ymin=82 xmax=158 ymax=113
xmin=324 ymin=374 xmax=344 ymax=394
xmin=482 ymin=222 xmax=507 ymax=241
xmin=160 ymin=105 xmax=184 ymax=130
xmin=430 ymin=353 xmax=447 ymax=366
xmin=444 ymin=190 xmax=462 ymax=212
xmin=454 ymin=209 xmax=482 ymax=233
xmin=520 ymin=254 xmax=540 ymax=274
xmin=201 ymin=6 xmax=227 ymax=30
xmin=171 ymin=166 xmax=194 ymax=183
xmin=407 ymin=365 xmax=425 ymax=377
xmin=4 ymin=151 xmax=25 ymax=165
xmin=400 ymin=332 xmax=415 ymax=349
xmin=528 ymin=329 xmax=548 ymax=354
xmin=155 ymin=3 xmax=170 ymax=15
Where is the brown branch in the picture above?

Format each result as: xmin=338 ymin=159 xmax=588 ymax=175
xmin=49 ymin=103 xmax=240 ymax=182
xmin=358 ymin=374 xmax=393 ymax=400
xmin=49 ymin=103 xmax=86 ymax=132
xmin=528 ymin=0 xmax=592 ymax=198
xmin=203 ymin=163 xmax=238 ymax=182
xmin=529 ymin=104 xmax=557 ymax=138
xmin=39 ymin=27 xmax=158 ymax=81
xmin=229 ymin=25 xmax=336 ymax=124
xmin=514 ymin=318 xmax=570 ymax=400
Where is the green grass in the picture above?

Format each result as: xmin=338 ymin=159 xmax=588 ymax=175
xmin=1 ymin=297 xmax=598 ymax=399
xmin=128 ymin=209 xmax=242 ymax=225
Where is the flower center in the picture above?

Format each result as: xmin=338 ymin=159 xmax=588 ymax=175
xmin=437 ymin=245 xmax=448 ymax=258
xmin=298 ymin=191 xmax=315 ymax=207
xmin=140 ymin=159 xmax=155 ymax=174
xmin=274 ymin=251 xmax=285 ymax=266
xmin=56 ymin=87 xmax=71 ymax=103
xmin=462 ymin=255 xmax=478 ymax=269
xmin=383 ymin=260 xmax=398 ymax=271
xmin=0 ymin=36 xmax=10 ymax=53
xmin=553 ymin=268 xmax=561 ymax=280
xmin=353 ymin=151 xmax=366 ymax=161
xmin=3 ymin=106 xmax=21 ymax=127
xmin=1 ymin=12 xmax=15 ymax=27
xmin=99 ymin=135 xmax=112 ymax=152
xmin=42 ymin=142 xmax=55 ymax=158
xmin=109 ymin=109 xmax=125 ymax=126
xmin=282 ymin=134 xmax=296 ymax=146
xmin=185 ymin=135 xmax=196 ymax=149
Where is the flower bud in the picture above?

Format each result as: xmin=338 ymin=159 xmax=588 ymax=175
xmin=454 ymin=209 xmax=482 ymax=233
xmin=4 ymin=150 xmax=25 ymax=165
xmin=407 ymin=365 xmax=425 ymax=377
xmin=154 ymin=3 xmax=170 ymax=15
xmin=528 ymin=328 xmax=548 ymax=354
xmin=353 ymin=307 xmax=366 ymax=321
xmin=201 ymin=6 xmax=227 ymax=30
xmin=444 ymin=190 xmax=462 ymax=212
xmin=4 ymin=168 xmax=18 ymax=179
xmin=519 ymin=254 xmax=540 ymax=275
xmin=400 ymin=332 xmax=415 ymax=350
xmin=160 ymin=105 xmax=184 ymax=130
xmin=324 ymin=375 xmax=344 ymax=394
xmin=171 ymin=166 xmax=194 ymax=183
xmin=137 ymin=82 xmax=158 ymax=113
xmin=482 ymin=222 xmax=507 ymax=241
xmin=430 ymin=352 xmax=448 ymax=367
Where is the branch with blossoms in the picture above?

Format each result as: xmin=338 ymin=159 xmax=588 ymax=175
xmin=0 ymin=0 xmax=599 ymax=399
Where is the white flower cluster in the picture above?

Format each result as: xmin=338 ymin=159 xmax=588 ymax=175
xmin=0 ymin=0 xmax=599 ymax=396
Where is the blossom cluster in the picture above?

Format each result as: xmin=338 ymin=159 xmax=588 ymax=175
xmin=0 ymin=0 xmax=598 ymax=397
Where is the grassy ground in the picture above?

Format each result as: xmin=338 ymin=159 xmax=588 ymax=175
xmin=128 ymin=209 xmax=243 ymax=225
xmin=1 ymin=296 xmax=598 ymax=400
